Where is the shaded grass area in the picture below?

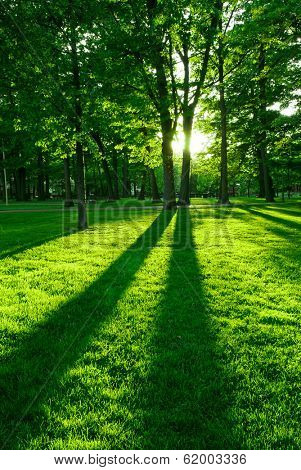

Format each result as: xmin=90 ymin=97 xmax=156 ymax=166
xmin=1 ymin=196 xmax=300 ymax=213
xmin=192 ymin=196 xmax=301 ymax=206
xmin=0 ymin=198 xmax=161 ymax=212
xmin=0 ymin=211 xmax=74 ymax=259
xmin=0 ymin=203 xmax=300 ymax=449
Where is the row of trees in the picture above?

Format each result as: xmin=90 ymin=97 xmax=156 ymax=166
xmin=0 ymin=0 xmax=300 ymax=227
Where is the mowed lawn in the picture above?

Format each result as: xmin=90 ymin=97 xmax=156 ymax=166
xmin=0 ymin=203 xmax=300 ymax=449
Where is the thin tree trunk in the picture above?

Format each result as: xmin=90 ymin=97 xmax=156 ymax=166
xmin=179 ymin=112 xmax=193 ymax=205
xmin=37 ymin=151 xmax=45 ymax=201
xmin=102 ymin=159 xmax=115 ymax=201
xmin=9 ymin=174 xmax=14 ymax=199
xmin=179 ymin=39 xmax=193 ymax=206
xmin=75 ymin=140 xmax=87 ymax=228
xmin=258 ymin=44 xmax=274 ymax=203
xmin=138 ymin=170 xmax=146 ymax=200
xmin=70 ymin=6 xmax=87 ymax=229
xmin=97 ymin=163 xmax=105 ymax=198
xmin=112 ymin=152 xmax=120 ymax=199
xmin=92 ymin=163 xmax=99 ymax=198
xmin=149 ymin=168 xmax=161 ymax=202
xmin=144 ymin=138 xmax=160 ymax=202
xmin=177 ymin=10 xmax=217 ymax=206
xmin=1 ymin=146 xmax=8 ymax=204
xmin=133 ymin=175 xmax=137 ymax=197
xmin=64 ymin=156 xmax=74 ymax=207
xmin=258 ymin=158 xmax=265 ymax=197
xmin=15 ymin=167 xmax=26 ymax=201
xmin=217 ymin=1 xmax=230 ymax=205
xmin=91 ymin=132 xmax=115 ymax=200
xmin=122 ymin=156 xmax=130 ymax=197
xmin=45 ymin=173 xmax=50 ymax=199
xmin=161 ymin=124 xmax=176 ymax=208
xmin=151 ymin=30 xmax=176 ymax=207
xmin=26 ymin=179 xmax=31 ymax=200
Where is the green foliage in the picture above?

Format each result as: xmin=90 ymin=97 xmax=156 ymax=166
xmin=0 ymin=0 xmax=299 ymax=200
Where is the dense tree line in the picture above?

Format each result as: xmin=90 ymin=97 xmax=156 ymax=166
xmin=0 ymin=0 xmax=300 ymax=227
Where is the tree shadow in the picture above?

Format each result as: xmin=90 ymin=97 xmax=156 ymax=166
xmin=243 ymin=207 xmax=301 ymax=233
xmin=264 ymin=206 xmax=301 ymax=218
xmin=241 ymin=206 xmax=301 ymax=275
xmin=0 ymin=233 xmax=70 ymax=261
xmin=0 ymin=209 xmax=139 ymax=260
xmin=190 ymin=205 xmax=245 ymax=220
xmin=0 ymin=210 xmax=175 ymax=449
xmin=135 ymin=209 xmax=237 ymax=449
xmin=0 ymin=211 xmax=78 ymax=260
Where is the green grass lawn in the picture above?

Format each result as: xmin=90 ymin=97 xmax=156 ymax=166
xmin=1 ymin=195 xmax=300 ymax=212
xmin=0 ymin=202 xmax=300 ymax=449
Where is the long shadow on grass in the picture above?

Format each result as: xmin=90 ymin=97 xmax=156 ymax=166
xmin=242 ymin=206 xmax=301 ymax=275
xmin=0 ymin=211 xmax=78 ymax=260
xmin=136 ymin=209 xmax=236 ymax=449
xmin=0 ymin=209 xmax=175 ymax=449
xmin=243 ymin=207 xmax=301 ymax=232
xmin=0 ymin=233 xmax=68 ymax=261
xmin=264 ymin=205 xmax=301 ymax=218
xmin=243 ymin=207 xmax=301 ymax=256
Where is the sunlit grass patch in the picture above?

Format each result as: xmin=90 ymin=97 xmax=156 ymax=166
xmin=0 ymin=203 xmax=300 ymax=449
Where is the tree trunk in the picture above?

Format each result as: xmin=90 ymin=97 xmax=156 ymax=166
xmin=149 ymin=168 xmax=161 ymax=202
xmin=161 ymin=125 xmax=176 ymax=208
xmin=178 ymin=37 xmax=192 ymax=206
xmin=247 ymin=180 xmax=251 ymax=198
xmin=97 ymin=163 xmax=105 ymax=198
xmin=287 ymin=167 xmax=291 ymax=199
xmin=70 ymin=9 xmax=87 ymax=229
xmin=92 ymin=163 xmax=99 ymax=198
xmin=9 ymin=174 xmax=14 ymax=199
xmin=258 ymin=158 xmax=265 ymax=197
xmin=64 ymin=156 xmax=74 ymax=207
xmin=45 ymin=173 xmax=50 ymax=199
xmin=133 ymin=175 xmax=137 ymax=197
xmin=37 ymin=151 xmax=45 ymax=201
xmin=122 ymin=156 xmax=131 ymax=197
xmin=122 ymin=156 xmax=130 ymax=197
xmin=75 ymin=140 xmax=87 ymax=229
xmin=102 ymin=159 xmax=115 ymax=200
xmin=179 ymin=112 xmax=193 ymax=205
xmin=177 ymin=8 xmax=216 ymax=205
xmin=138 ymin=170 xmax=146 ymax=200
xmin=112 ymin=152 xmax=120 ymax=199
xmin=26 ymin=179 xmax=31 ymax=200
xmin=258 ymin=44 xmax=274 ymax=203
xmin=91 ymin=132 xmax=115 ymax=201
xmin=15 ymin=167 xmax=26 ymax=201
xmin=153 ymin=43 xmax=176 ymax=208
xmin=218 ymin=91 xmax=229 ymax=204
xmin=217 ymin=1 xmax=230 ymax=205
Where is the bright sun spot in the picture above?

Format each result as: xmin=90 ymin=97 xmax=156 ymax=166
xmin=172 ymin=130 xmax=212 ymax=158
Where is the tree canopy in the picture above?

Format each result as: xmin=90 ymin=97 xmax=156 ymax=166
xmin=0 ymin=0 xmax=300 ymax=226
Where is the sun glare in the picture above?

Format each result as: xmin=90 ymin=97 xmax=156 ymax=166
xmin=172 ymin=130 xmax=212 ymax=158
